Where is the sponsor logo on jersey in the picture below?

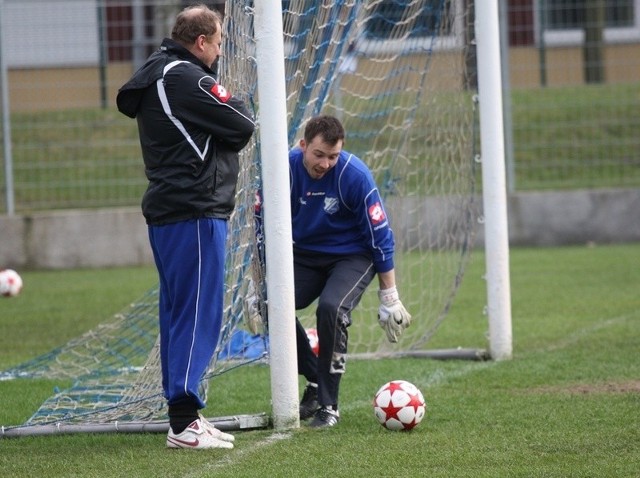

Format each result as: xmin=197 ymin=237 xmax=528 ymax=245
xmin=210 ymin=84 xmax=230 ymax=102
xmin=368 ymin=202 xmax=386 ymax=224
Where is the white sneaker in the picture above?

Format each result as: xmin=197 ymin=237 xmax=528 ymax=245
xmin=167 ymin=418 xmax=234 ymax=449
xmin=198 ymin=414 xmax=235 ymax=443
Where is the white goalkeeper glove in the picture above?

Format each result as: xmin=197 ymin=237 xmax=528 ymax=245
xmin=243 ymin=280 xmax=263 ymax=335
xmin=377 ymin=286 xmax=411 ymax=343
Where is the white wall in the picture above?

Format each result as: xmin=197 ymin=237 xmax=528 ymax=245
xmin=1 ymin=0 xmax=99 ymax=68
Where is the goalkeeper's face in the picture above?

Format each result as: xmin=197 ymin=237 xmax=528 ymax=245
xmin=300 ymin=136 xmax=342 ymax=179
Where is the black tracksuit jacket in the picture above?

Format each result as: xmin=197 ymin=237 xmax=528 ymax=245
xmin=116 ymin=38 xmax=255 ymax=225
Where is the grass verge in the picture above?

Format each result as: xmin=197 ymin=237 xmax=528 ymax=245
xmin=0 ymin=244 xmax=638 ymax=477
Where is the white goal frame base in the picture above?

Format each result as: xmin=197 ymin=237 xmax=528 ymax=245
xmin=0 ymin=413 xmax=270 ymax=438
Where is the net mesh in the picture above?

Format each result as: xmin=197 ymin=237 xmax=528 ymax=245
xmin=1 ymin=0 xmax=478 ymax=433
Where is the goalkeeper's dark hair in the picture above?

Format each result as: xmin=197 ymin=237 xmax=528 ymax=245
xmin=172 ymin=4 xmax=222 ymax=46
xmin=304 ymin=115 xmax=345 ymax=146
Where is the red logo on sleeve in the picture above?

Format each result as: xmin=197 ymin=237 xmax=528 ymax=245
xmin=368 ymin=202 xmax=386 ymax=225
xmin=210 ymin=84 xmax=231 ymax=102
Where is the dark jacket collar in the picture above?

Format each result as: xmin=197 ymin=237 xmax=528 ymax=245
xmin=116 ymin=38 xmax=217 ymax=118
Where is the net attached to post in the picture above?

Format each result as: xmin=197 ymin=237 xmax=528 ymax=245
xmin=1 ymin=0 xmax=479 ymax=437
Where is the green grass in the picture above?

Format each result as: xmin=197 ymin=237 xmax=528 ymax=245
xmin=9 ymin=108 xmax=146 ymax=211
xmin=0 ymin=266 xmax=158 ymax=368
xmin=2 ymin=82 xmax=639 ymax=212
xmin=1 ymin=243 xmax=639 ymax=477
xmin=511 ymin=82 xmax=640 ymax=190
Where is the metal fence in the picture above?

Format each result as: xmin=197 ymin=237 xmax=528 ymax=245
xmin=1 ymin=0 xmax=639 ymax=213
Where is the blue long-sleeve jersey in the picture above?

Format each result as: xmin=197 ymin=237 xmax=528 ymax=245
xmin=289 ymin=147 xmax=395 ymax=273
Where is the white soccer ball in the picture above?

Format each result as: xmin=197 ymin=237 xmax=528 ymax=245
xmin=0 ymin=269 xmax=23 ymax=297
xmin=373 ymin=380 xmax=426 ymax=431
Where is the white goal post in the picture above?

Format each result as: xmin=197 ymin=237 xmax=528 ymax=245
xmin=475 ymin=1 xmax=513 ymax=361
xmin=257 ymin=0 xmax=513 ymax=430
xmin=254 ymin=2 xmax=300 ymax=431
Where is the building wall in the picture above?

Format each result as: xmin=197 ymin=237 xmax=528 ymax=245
xmin=7 ymin=63 xmax=133 ymax=113
xmin=1 ymin=189 xmax=638 ymax=270
xmin=509 ymin=43 xmax=640 ymax=88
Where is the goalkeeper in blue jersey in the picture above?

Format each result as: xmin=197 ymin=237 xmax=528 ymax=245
xmin=289 ymin=115 xmax=412 ymax=428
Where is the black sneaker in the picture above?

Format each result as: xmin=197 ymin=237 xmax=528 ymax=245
xmin=309 ymin=407 xmax=340 ymax=428
xmin=299 ymin=383 xmax=319 ymax=420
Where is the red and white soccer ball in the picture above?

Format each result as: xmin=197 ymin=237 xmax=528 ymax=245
xmin=373 ymin=380 xmax=426 ymax=431
xmin=305 ymin=328 xmax=319 ymax=356
xmin=0 ymin=269 xmax=23 ymax=297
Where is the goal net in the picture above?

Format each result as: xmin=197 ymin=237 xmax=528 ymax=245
xmin=0 ymin=0 xmax=478 ymax=436
xmin=275 ymin=0 xmax=479 ymax=355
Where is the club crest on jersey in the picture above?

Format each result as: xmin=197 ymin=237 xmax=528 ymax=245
xmin=368 ymin=202 xmax=386 ymax=225
xmin=210 ymin=83 xmax=230 ymax=102
xmin=323 ymin=197 xmax=339 ymax=215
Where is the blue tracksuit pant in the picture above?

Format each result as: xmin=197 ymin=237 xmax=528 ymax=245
xmin=148 ymin=218 xmax=227 ymax=409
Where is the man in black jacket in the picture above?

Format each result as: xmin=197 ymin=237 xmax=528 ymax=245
xmin=117 ymin=4 xmax=255 ymax=450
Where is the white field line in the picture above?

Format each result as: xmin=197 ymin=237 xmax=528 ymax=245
xmin=181 ymin=310 xmax=638 ymax=476
xmin=180 ymin=432 xmax=292 ymax=478
xmin=535 ymin=312 xmax=637 ymax=355
xmin=179 ymin=361 xmax=495 ymax=478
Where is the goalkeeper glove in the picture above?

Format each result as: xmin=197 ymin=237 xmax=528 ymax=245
xmin=377 ymin=286 xmax=411 ymax=343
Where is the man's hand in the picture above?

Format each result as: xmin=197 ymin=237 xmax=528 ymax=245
xmin=377 ymin=286 xmax=411 ymax=343
xmin=244 ymin=280 xmax=263 ymax=335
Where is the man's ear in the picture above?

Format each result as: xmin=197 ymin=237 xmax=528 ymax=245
xmin=195 ymin=34 xmax=206 ymax=52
